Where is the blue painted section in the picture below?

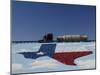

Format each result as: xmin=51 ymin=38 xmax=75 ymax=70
xmin=18 ymin=52 xmax=44 ymax=59
xmin=38 ymin=44 xmax=56 ymax=57
xmin=18 ymin=44 xmax=56 ymax=59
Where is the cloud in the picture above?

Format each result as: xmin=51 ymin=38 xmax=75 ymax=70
xmin=17 ymin=48 xmax=37 ymax=53
xmin=12 ymin=63 xmax=23 ymax=71
xmin=30 ymin=59 xmax=58 ymax=69
xmin=76 ymin=59 xmax=95 ymax=69
xmin=16 ymin=0 xmax=33 ymax=1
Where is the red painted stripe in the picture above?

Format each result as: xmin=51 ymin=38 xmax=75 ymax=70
xmin=53 ymin=51 xmax=92 ymax=65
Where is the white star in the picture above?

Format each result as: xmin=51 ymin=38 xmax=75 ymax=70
xmin=37 ymin=52 xmax=44 ymax=55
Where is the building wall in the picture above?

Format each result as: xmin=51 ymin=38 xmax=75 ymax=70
xmin=57 ymin=35 xmax=88 ymax=42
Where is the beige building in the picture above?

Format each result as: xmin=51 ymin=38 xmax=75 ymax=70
xmin=57 ymin=35 xmax=88 ymax=42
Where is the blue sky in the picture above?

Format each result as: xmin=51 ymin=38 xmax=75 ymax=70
xmin=12 ymin=1 xmax=96 ymax=41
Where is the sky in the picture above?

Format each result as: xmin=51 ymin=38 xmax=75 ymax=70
xmin=12 ymin=1 xmax=96 ymax=41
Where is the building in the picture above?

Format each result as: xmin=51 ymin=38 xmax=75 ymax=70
xmin=57 ymin=35 xmax=88 ymax=42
